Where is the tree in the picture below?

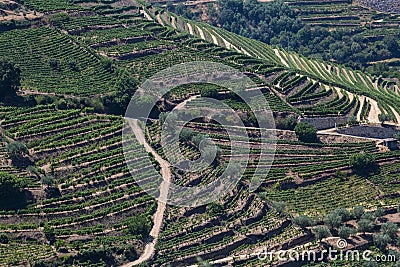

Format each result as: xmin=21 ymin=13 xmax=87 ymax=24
xmin=180 ymin=128 xmax=195 ymax=143
xmin=224 ymin=162 xmax=241 ymax=179
xmin=207 ymin=202 xmax=224 ymax=216
xmin=334 ymin=208 xmax=351 ymax=222
xmin=313 ymin=226 xmax=330 ymax=241
xmin=349 ymin=153 xmax=376 ymax=173
xmin=324 ymin=212 xmax=342 ymax=229
xmin=103 ymin=72 xmax=137 ymax=114
xmin=352 ymin=205 xmax=365 ymax=220
xmin=373 ymin=233 xmax=392 ymax=251
xmin=383 ymin=35 xmax=399 ymax=53
xmin=338 ymin=226 xmax=355 ymax=239
xmin=7 ymin=141 xmax=28 ymax=159
xmin=127 ymin=215 xmax=151 ymax=240
xmin=159 ymin=112 xmax=168 ymax=125
xmin=0 ymin=172 xmax=26 ymax=203
xmin=381 ymin=222 xmax=398 ymax=239
xmin=49 ymin=58 xmax=60 ymax=70
xmin=56 ymin=99 xmax=68 ymax=110
xmin=175 ymin=3 xmax=186 ymax=15
xmin=0 ymin=233 xmax=8 ymax=244
xmin=166 ymin=1 xmax=175 ymax=12
xmin=47 ymin=12 xmax=70 ymax=24
xmin=294 ymin=122 xmax=318 ymax=143
xmin=275 ymin=115 xmax=297 ymax=130
xmin=68 ymin=61 xmax=79 ymax=72
xmin=43 ymin=223 xmax=55 ymax=244
xmin=347 ymin=115 xmax=358 ymax=126
xmin=364 ymin=260 xmax=379 ymax=267
xmin=357 ymin=219 xmax=374 ymax=234
xmin=293 ymin=215 xmax=312 ymax=229
xmin=123 ymin=244 xmax=138 ymax=261
xmin=100 ymin=58 xmax=113 ymax=72
xmin=0 ymin=60 xmax=21 ymax=98
xmin=335 ymin=170 xmax=347 ymax=181
xmin=271 ymin=201 xmax=286 ymax=215
xmin=192 ymin=134 xmax=208 ymax=148
xmin=394 ymin=132 xmax=400 ymax=141
xmin=41 ymin=176 xmax=54 ymax=187
xmin=163 ymin=112 xmax=178 ymax=134
xmin=374 ymin=207 xmax=385 ymax=219
xmin=201 ymin=144 xmax=220 ymax=165
xmin=378 ymin=113 xmax=392 ymax=124
xmin=27 ymin=165 xmax=40 ymax=178
xmin=200 ymin=87 xmax=218 ymax=98
xmin=361 ymin=211 xmax=377 ymax=221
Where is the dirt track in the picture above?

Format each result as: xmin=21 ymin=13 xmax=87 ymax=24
xmin=122 ymin=119 xmax=171 ymax=266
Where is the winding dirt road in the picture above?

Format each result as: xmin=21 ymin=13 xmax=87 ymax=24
xmin=122 ymin=119 xmax=171 ymax=267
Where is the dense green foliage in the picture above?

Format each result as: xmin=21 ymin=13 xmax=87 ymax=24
xmin=193 ymin=0 xmax=400 ymax=78
xmin=127 ymin=215 xmax=151 ymax=240
xmin=294 ymin=122 xmax=318 ymax=143
xmin=0 ymin=172 xmax=26 ymax=210
xmin=7 ymin=141 xmax=28 ymax=159
xmin=349 ymin=153 xmax=376 ymax=173
xmin=0 ymin=61 xmax=20 ymax=98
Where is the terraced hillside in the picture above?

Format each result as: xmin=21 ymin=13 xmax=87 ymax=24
xmin=0 ymin=105 xmax=160 ymax=266
xmin=2 ymin=1 xmax=399 ymax=126
xmin=286 ymin=0 xmax=400 ymax=27
xmin=146 ymin=119 xmax=400 ymax=266
xmin=150 ymin=7 xmax=400 ymax=126
xmin=0 ymin=0 xmax=399 ymax=266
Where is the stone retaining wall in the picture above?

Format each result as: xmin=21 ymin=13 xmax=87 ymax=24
xmin=337 ymin=124 xmax=399 ymax=139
